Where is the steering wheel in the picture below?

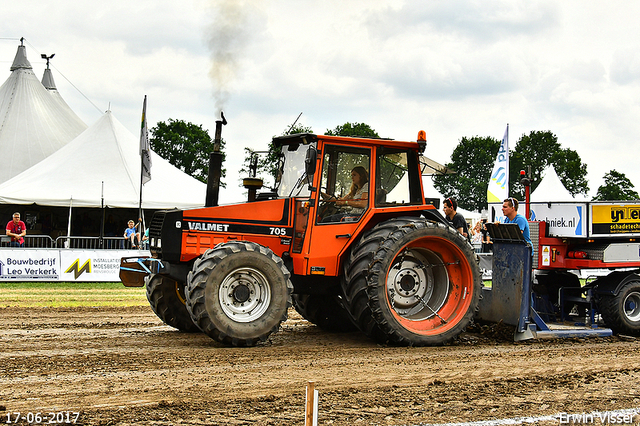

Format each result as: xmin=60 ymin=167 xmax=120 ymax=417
xmin=318 ymin=198 xmax=341 ymax=219
xmin=319 ymin=188 xmax=347 ymax=218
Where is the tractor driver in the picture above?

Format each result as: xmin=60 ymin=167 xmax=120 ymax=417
xmin=320 ymin=166 xmax=369 ymax=222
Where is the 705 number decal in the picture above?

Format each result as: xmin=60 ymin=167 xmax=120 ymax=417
xmin=269 ymin=227 xmax=287 ymax=236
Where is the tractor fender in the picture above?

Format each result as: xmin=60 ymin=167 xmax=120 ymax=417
xmin=421 ymin=208 xmax=450 ymax=228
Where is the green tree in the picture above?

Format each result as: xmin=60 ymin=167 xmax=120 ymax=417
xmin=150 ymin=119 xmax=226 ymax=185
xmin=509 ymin=131 xmax=588 ymax=199
xmin=593 ymin=170 xmax=639 ymax=201
xmin=285 ymin=123 xmax=314 ymax=136
xmin=324 ymin=122 xmax=379 ymax=138
xmin=432 ymin=136 xmax=501 ymax=212
xmin=550 ymin=148 xmax=589 ymax=196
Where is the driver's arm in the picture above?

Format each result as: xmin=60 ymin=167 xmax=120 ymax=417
xmin=337 ymin=192 xmax=368 ymax=209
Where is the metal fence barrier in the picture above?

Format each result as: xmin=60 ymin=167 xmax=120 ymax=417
xmin=54 ymin=236 xmax=143 ymax=250
xmin=1 ymin=234 xmax=55 ymax=248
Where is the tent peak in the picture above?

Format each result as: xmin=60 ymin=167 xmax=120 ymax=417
xmin=42 ymin=68 xmax=56 ymax=90
xmin=0 ymin=41 xmax=87 ymax=183
xmin=530 ymin=165 xmax=575 ymax=202
xmin=10 ymin=42 xmax=32 ymax=71
xmin=41 ymin=53 xmax=56 ymax=90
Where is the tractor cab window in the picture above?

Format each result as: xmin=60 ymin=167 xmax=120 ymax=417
xmin=376 ymin=149 xmax=422 ymax=206
xmin=276 ymin=142 xmax=317 ymax=198
xmin=317 ymin=145 xmax=370 ymax=223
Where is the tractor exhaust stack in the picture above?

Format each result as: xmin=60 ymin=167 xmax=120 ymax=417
xmin=205 ymin=112 xmax=227 ymax=207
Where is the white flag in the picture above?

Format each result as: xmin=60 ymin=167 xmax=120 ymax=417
xmin=140 ymin=95 xmax=152 ymax=184
xmin=487 ymin=124 xmax=509 ymax=203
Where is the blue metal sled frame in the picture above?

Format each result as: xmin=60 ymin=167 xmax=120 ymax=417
xmin=479 ymin=223 xmax=613 ymax=341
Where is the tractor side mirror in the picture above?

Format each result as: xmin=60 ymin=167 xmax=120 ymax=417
xmin=305 ymin=147 xmax=317 ymax=176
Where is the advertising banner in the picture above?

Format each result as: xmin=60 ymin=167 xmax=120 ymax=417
xmin=59 ymin=250 xmax=129 ymax=282
xmin=525 ymin=202 xmax=587 ymax=238
xmin=487 ymin=125 xmax=509 ymax=203
xmin=0 ymin=250 xmax=59 ymax=280
xmin=591 ymin=203 xmax=640 ymax=237
xmin=0 ymin=249 xmax=148 ymax=282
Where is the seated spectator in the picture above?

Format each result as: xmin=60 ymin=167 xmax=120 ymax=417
xmin=123 ymin=220 xmax=140 ymax=249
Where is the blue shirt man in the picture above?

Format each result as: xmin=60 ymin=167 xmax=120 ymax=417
xmin=502 ymin=197 xmax=532 ymax=247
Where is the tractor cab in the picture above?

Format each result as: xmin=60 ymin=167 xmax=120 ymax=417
xmin=272 ymin=133 xmax=429 ymax=277
xmin=273 ymin=133 xmax=424 ymax=208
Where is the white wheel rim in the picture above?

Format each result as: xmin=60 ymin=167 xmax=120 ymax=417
xmin=624 ymin=290 xmax=640 ymax=322
xmin=219 ymin=267 xmax=271 ymax=323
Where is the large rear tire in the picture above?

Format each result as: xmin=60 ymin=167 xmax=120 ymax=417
xmin=145 ymin=274 xmax=200 ymax=332
xmin=292 ymin=293 xmax=358 ymax=332
xmin=343 ymin=217 xmax=481 ymax=346
xmin=186 ymin=241 xmax=293 ymax=346
xmin=597 ymin=280 xmax=640 ymax=336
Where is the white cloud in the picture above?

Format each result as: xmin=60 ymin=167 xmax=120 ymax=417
xmin=611 ymin=49 xmax=640 ymax=86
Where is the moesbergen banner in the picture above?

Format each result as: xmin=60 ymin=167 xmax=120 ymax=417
xmin=0 ymin=249 xmax=148 ymax=281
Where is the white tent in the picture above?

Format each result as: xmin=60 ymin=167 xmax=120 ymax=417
xmin=530 ymin=166 xmax=583 ymax=202
xmin=0 ymin=42 xmax=87 ymax=183
xmin=0 ymin=110 xmax=206 ymax=209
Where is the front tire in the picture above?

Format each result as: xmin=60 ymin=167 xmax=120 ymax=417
xmin=343 ymin=218 xmax=481 ymax=346
xmin=186 ymin=241 xmax=293 ymax=346
xmin=146 ymin=274 xmax=200 ymax=332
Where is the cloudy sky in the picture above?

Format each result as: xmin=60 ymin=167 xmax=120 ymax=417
xmin=2 ymin=0 xmax=639 ymax=205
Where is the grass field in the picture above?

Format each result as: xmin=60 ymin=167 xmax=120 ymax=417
xmin=0 ymin=282 xmax=147 ymax=307
xmin=2 ymin=281 xmax=499 ymax=308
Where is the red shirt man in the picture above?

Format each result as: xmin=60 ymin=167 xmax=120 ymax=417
xmin=6 ymin=212 xmax=26 ymax=247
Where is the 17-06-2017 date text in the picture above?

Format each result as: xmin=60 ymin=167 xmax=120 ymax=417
xmin=4 ymin=412 xmax=80 ymax=424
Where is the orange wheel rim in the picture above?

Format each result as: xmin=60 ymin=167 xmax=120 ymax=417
xmin=384 ymin=236 xmax=474 ymax=336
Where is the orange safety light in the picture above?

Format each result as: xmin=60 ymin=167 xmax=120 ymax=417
xmin=417 ymin=130 xmax=427 ymax=153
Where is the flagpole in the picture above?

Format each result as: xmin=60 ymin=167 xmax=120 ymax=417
xmin=138 ymin=96 xmax=145 ymax=222
xmin=138 ymin=145 xmax=144 ymax=222
xmin=138 ymin=95 xmax=151 ymax=232
xmin=66 ymin=196 xmax=73 ymax=249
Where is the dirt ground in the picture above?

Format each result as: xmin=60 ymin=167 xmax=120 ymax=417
xmin=1 ymin=306 xmax=639 ymax=426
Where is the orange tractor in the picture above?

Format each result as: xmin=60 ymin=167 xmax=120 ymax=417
xmin=120 ymin=124 xmax=481 ymax=347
